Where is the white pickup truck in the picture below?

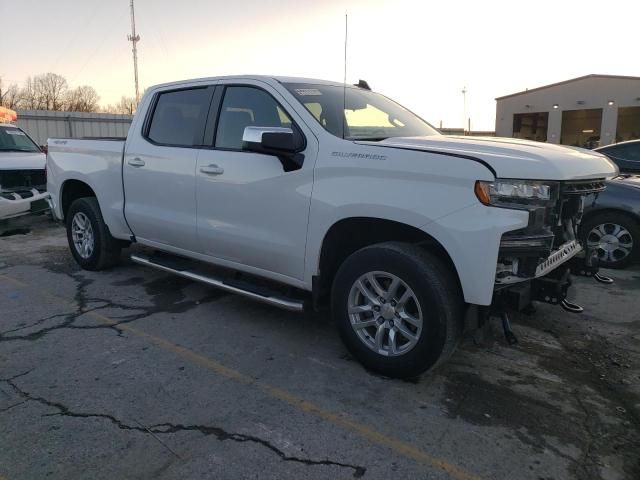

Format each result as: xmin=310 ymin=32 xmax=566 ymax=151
xmin=47 ymin=75 xmax=618 ymax=377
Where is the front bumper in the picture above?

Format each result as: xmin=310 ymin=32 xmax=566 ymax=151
xmin=490 ymin=178 xmax=609 ymax=314
xmin=0 ymin=189 xmax=51 ymax=220
xmin=495 ymin=238 xmax=582 ymax=286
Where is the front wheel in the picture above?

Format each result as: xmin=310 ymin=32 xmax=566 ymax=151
xmin=66 ymin=197 xmax=122 ymax=271
xmin=331 ymin=242 xmax=463 ymax=378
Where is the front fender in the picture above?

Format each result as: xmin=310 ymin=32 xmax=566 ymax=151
xmin=420 ymin=203 xmax=529 ymax=305
xmin=304 ymin=143 xmax=500 ymax=299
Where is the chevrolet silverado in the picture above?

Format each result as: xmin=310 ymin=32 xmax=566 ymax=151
xmin=46 ymin=76 xmax=618 ymax=377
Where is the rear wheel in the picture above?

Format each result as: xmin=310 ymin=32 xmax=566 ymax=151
xmin=331 ymin=242 xmax=463 ymax=378
xmin=581 ymin=212 xmax=639 ymax=269
xmin=66 ymin=197 xmax=122 ymax=270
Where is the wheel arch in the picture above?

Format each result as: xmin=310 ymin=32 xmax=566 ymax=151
xmin=60 ymin=179 xmax=97 ymax=220
xmin=313 ymin=216 xmax=462 ymax=307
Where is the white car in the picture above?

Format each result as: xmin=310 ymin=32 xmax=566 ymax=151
xmin=0 ymin=123 xmax=48 ymax=219
xmin=46 ymin=75 xmax=618 ymax=377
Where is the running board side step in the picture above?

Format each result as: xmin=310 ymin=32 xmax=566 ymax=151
xmin=130 ymin=254 xmax=305 ymax=312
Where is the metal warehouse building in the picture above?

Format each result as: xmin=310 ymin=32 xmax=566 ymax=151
xmin=495 ymin=74 xmax=640 ymax=148
xmin=16 ymin=110 xmax=133 ymax=145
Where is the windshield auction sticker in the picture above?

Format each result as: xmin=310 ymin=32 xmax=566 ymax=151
xmin=5 ymin=130 xmax=26 ymax=136
xmin=295 ymin=88 xmax=323 ymax=96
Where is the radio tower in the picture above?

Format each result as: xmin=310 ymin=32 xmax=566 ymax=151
xmin=127 ymin=0 xmax=141 ymax=105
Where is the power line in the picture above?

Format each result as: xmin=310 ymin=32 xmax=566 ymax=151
xmin=47 ymin=1 xmax=108 ymax=74
xmin=68 ymin=23 xmax=121 ymax=85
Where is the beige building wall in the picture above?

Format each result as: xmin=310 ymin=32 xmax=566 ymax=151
xmin=495 ymin=75 xmax=640 ymax=147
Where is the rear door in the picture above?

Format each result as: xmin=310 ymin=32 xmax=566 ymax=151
xmin=123 ymin=85 xmax=214 ymax=251
xmin=194 ymin=82 xmax=317 ymax=281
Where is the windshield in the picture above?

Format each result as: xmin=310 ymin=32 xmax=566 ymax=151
xmin=0 ymin=126 xmax=41 ymax=152
xmin=284 ymin=83 xmax=439 ymax=141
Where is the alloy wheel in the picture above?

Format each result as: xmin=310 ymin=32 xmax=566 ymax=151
xmin=71 ymin=212 xmax=95 ymax=259
xmin=347 ymin=271 xmax=423 ymax=357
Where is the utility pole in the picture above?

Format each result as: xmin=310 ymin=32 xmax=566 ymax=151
xmin=127 ymin=0 xmax=141 ymax=105
xmin=461 ymin=86 xmax=467 ymax=134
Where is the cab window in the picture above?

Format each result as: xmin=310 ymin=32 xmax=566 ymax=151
xmin=147 ymin=88 xmax=211 ymax=147
xmin=215 ymin=86 xmax=292 ymax=150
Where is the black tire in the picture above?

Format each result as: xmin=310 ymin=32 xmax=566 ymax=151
xmin=331 ymin=242 xmax=463 ymax=378
xmin=66 ymin=197 xmax=122 ymax=271
xmin=580 ymin=212 xmax=640 ymax=269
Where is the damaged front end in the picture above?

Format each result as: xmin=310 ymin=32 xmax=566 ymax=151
xmin=0 ymin=169 xmax=49 ymax=221
xmin=486 ymin=179 xmax=611 ymax=340
xmin=0 ymin=121 xmax=49 ymax=221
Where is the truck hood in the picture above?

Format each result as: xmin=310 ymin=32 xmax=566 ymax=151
xmin=0 ymin=151 xmax=46 ymax=170
xmin=366 ymin=135 xmax=619 ymax=181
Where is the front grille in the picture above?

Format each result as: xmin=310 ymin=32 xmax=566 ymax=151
xmin=562 ymin=179 xmax=606 ymax=195
xmin=545 ymin=179 xmax=607 ymax=248
xmin=0 ymin=169 xmax=46 ymax=191
xmin=496 ymin=178 xmax=607 ymax=285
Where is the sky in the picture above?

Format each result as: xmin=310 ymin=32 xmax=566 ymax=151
xmin=2 ymin=0 xmax=639 ymax=130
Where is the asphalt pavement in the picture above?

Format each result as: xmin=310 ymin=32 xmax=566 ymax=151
xmin=1 ymin=216 xmax=639 ymax=480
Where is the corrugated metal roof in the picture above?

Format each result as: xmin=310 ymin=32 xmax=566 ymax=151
xmin=495 ymin=74 xmax=640 ymax=101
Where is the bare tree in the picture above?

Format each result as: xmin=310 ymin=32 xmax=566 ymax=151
xmin=37 ymin=73 xmax=69 ymax=110
xmin=19 ymin=76 xmax=45 ymax=110
xmin=7 ymin=72 xmax=135 ymax=113
xmin=65 ymin=85 xmax=100 ymax=112
xmin=0 ymin=78 xmax=21 ymax=109
xmin=102 ymin=96 xmax=137 ymax=115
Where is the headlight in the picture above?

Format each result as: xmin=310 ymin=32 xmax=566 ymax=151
xmin=475 ymin=179 xmax=553 ymax=206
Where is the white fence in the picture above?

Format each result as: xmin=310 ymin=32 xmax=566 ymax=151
xmin=16 ymin=110 xmax=133 ymax=145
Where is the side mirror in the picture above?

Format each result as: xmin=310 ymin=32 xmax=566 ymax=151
xmin=242 ymin=126 xmax=304 ymax=154
xmin=40 ymin=145 xmax=48 ymax=154
xmin=242 ymin=126 xmax=305 ymax=171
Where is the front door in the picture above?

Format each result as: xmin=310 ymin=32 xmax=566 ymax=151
xmin=195 ymin=83 xmax=316 ymax=281
xmin=123 ymin=86 xmax=214 ymax=251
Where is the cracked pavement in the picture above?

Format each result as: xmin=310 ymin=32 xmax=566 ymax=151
xmin=0 ymin=216 xmax=639 ymax=479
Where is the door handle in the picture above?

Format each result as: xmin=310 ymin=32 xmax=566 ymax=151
xmin=128 ymin=157 xmax=146 ymax=167
xmin=200 ymin=164 xmax=224 ymax=175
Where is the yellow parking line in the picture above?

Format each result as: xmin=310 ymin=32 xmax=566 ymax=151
xmin=0 ymin=275 xmax=27 ymax=288
xmin=0 ymin=274 xmax=481 ymax=480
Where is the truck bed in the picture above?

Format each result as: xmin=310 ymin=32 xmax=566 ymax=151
xmin=46 ymin=138 xmax=130 ymax=238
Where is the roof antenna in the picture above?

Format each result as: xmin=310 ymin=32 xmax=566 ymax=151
xmin=342 ymin=13 xmax=348 ymax=140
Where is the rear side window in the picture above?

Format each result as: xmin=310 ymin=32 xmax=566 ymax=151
xmin=215 ymin=86 xmax=292 ymax=150
xmin=147 ymin=88 xmax=211 ymax=147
